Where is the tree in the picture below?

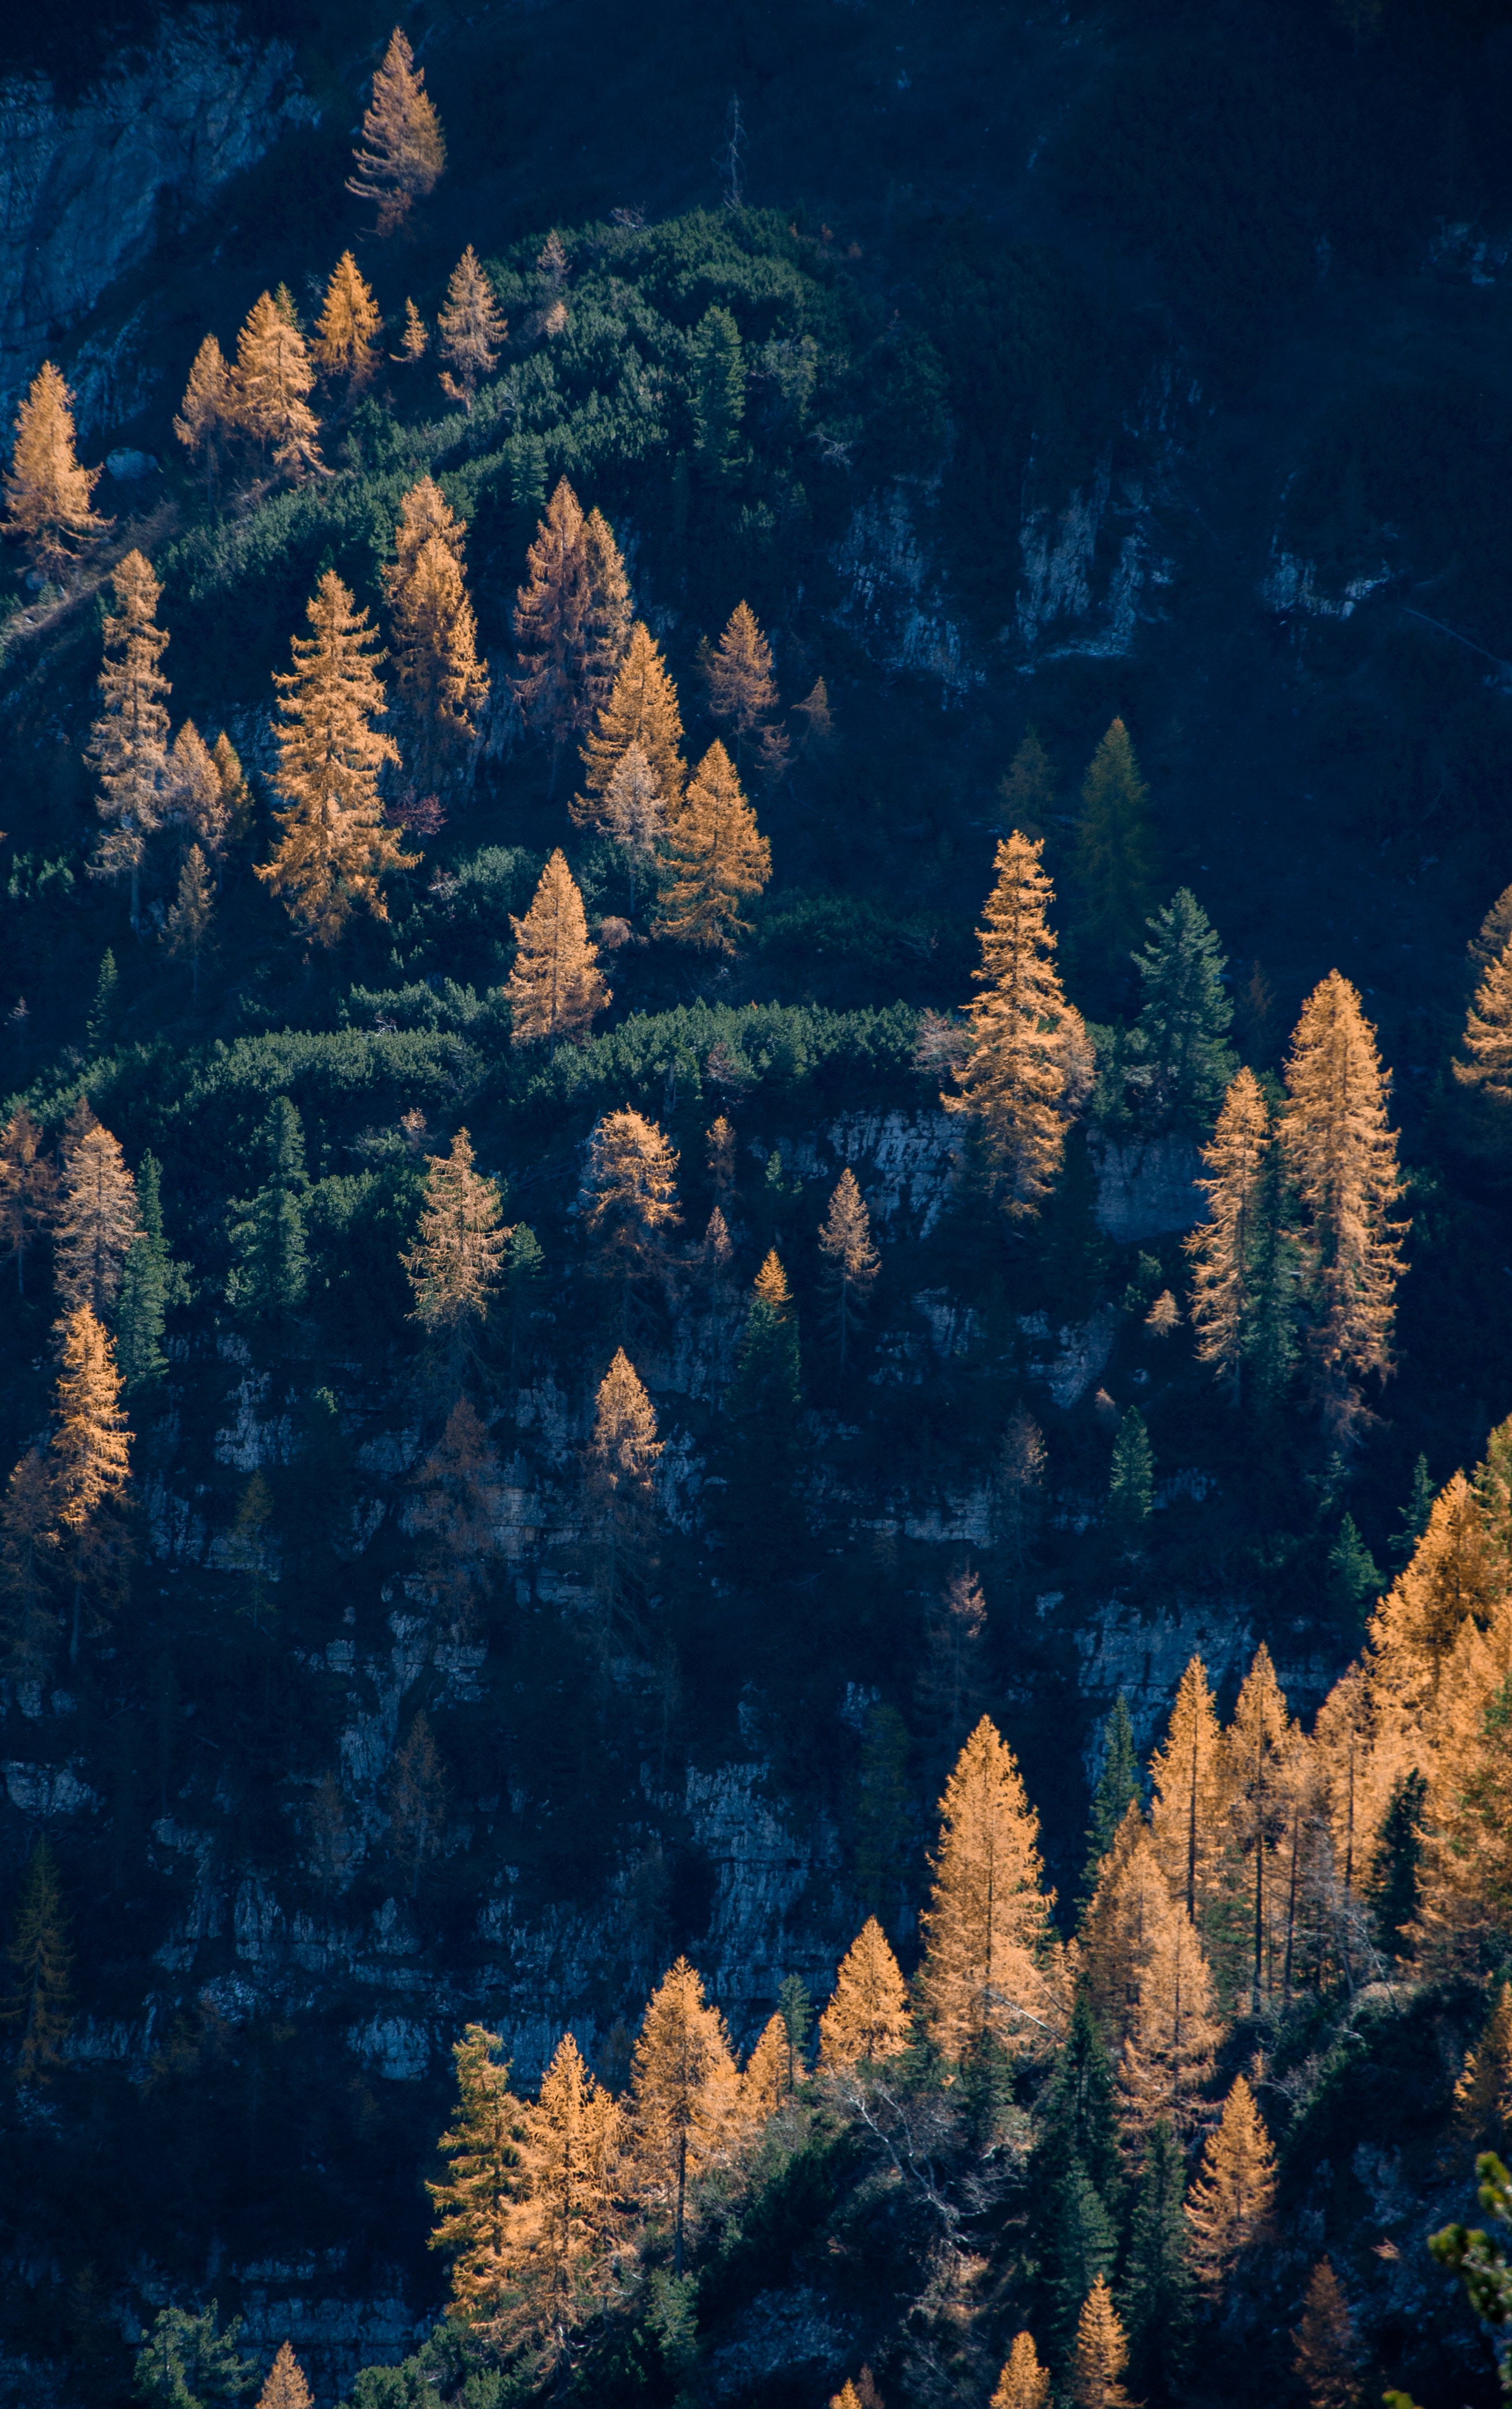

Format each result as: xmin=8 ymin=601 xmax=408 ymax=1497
xmin=168 ymin=721 xmax=232 ymax=865
xmin=227 ymin=1100 xmax=310 ymax=1319
xmin=945 ymin=832 xmax=1090 ymax=1219
xmin=1119 ymin=2120 xmax=1193 ymax=2400
xmin=1185 ymin=2072 xmax=1276 ymax=2289
xmin=1130 ymin=888 xmax=1236 ymax=1128
xmin=1365 ymin=1767 xmax=1428 ymax=1960
xmin=312 ymin=252 xmax=381 ymax=386
xmin=652 ymin=739 xmax=770 ymax=952
xmin=0 ymin=1452 xmax=62 ymax=1680
xmin=438 ymin=246 xmax=507 ymax=407
xmin=86 ymin=548 xmax=171 ymax=931
xmin=3 ymin=1842 xmax=72 ymax=2079
xmin=426 ymin=2024 xmax=525 ymax=2320
xmin=1082 ymin=1694 xmax=1138 ymax=1905
xmin=346 ymin=26 xmax=447 ymax=234
xmin=581 ymin=507 xmax=633 ymax=721
xmin=598 ymin=744 xmax=666 ymax=908
xmin=174 ymin=334 xmax=235 ymax=489
xmin=51 ymin=1304 xmax=131 ymax=1654
xmin=818 ymin=1918 xmax=910 ymax=2069
xmin=689 ymin=305 xmax=745 ymax=471
xmin=231 ymin=292 xmax=323 ymax=480
xmin=729 ymin=1249 xmax=801 ymax=1423
xmin=1068 ymin=2279 xmax=1132 ymax=2409
xmin=512 ymin=2033 xmax=621 ymax=2337
xmin=1454 ymin=1980 xmax=1512 ymax=2149
xmin=792 ymin=676 xmax=835 ymax=761
xmin=117 ymin=1152 xmax=175 ymax=1395
xmin=395 ymin=298 xmax=429 ymax=363
xmin=505 ymin=850 xmax=610 ymax=1050
xmin=1072 ymin=718 xmax=1157 ymax=986
xmin=506 ymin=1224 xmax=547 ymax=1378
xmin=389 ymin=1710 xmax=447 ymax=1897
xmin=921 ymin=1716 xmax=1060 ymax=2054
xmin=385 ymin=480 xmax=488 ymax=772
xmin=1186 ymin=1067 xmax=1295 ymax=1407
xmin=513 ymin=477 xmax=593 ymax=777
xmin=133 ymin=2305 xmax=255 ymax=2406
xmin=1148 ymin=1656 xmax=1228 ymax=1930
xmin=1115 ymin=1879 xmax=1222 ymax=2137
xmin=778 ymin=1973 xmax=813 ymax=2089
xmin=1107 ymin=1408 xmax=1153 ymax=1539
xmin=629 ymin=1957 xmax=742 ymax=2272
xmin=1043 ymin=1987 xmax=1125 ymax=2215
xmin=705 ymin=600 xmax=780 ymax=761
xmin=585 ymin=1348 xmax=662 ymax=1619
xmin=1329 ymin=1514 xmax=1381 ymax=1622
xmin=402 ymin=1128 xmax=508 ymax=1362
xmin=1455 ymin=932 xmax=1512 ymax=1138
xmin=2 ymin=361 xmax=107 ymax=577
xmin=0 ymin=1109 xmax=56 ymax=1295
xmin=1000 ymin=728 xmax=1057 ymax=832
xmin=1292 ymin=2261 xmax=1362 ymax=2409
xmin=1281 ymin=971 xmax=1407 ymax=1436
xmin=54 ymin=1120 xmax=141 ymax=1320
xmin=164 ymin=843 xmax=215 ymax=1000
xmin=579 ymin=620 xmax=686 ymax=814
xmin=1222 ymin=1643 xmax=1293 ymax=2005
xmin=817 ymin=1168 xmax=880 ymax=1371
xmin=740 ymin=2012 xmax=790 ymax=2120
xmin=991 ymin=2333 xmax=1051 ymax=2409
xmin=256 ymin=2343 xmax=314 ymax=2409
xmin=256 ymin=571 xmax=415 ymax=946
xmin=407 ymin=1397 xmax=503 ymax=1641
xmin=997 ymin=1404 xmax=1048 ymax=1564
xmin=578 ymin=1111 xmax=681 ymax=1334
xmin=917 ymin=1569 xmax=989 ymax=1755
xmin=212 ymin=730 xmax=253 ymax=845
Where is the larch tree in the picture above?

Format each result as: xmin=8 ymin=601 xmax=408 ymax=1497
xmin=1454 ymin=932 xmax=1512 ymax=1125
xmin=1072 ymin=717 xmax=1157 ymax=984
xmin=312 ymin=252 xmax=382 ymax=386
xmin=917 ymin=1569 xmax=989 ymax=1755
xmin=347 ymin=26 xmax=447 ymax=234
xmin=427 ymin=2023 xmax=525 ymax=2319
xmin=1185 ymin=1067 xmax=1291 ymax=1406
xmin=817 ymin=1168 xmax=880 ymax=1371
xmin=991 ymin=2333 xmax=1052 ymax=2409
xmin=1148 ymin=1655 xmax=1229 ymax=1933
xmin=581 ymin=507 xmax=633 ymax=720
xmin=1281 ymin=971 xmax=1407 ymax=1436
xmin=54 ymin=1121 xmax=141 ymax=1322
xmin=817 ymin=1918 xmax=910 ymax=2069
xmin=167 ymin=721 xmax=231 ymax=865
xmin=231 ymin=292 xmax=323 ymax=480
xmin=598 ymin=744 xmax=666 ymax=908
xmin=652 ymin=739 xmax=771 ymax=953
xmin=0 ymin=1109 xmax=57 ymax=1296
xmin=51 ymin=1304 xmax=131 ymax=1662
xmin=629 ymin=1957 xmax=742 ymax=2274
xmin=384 ymin=479 xmax=488 ymax=772
xmin=945 ymin=832 xmax=1090 ymax=1219
xmin=227 ymin=1098 xmax=310 ymax=1320
xmin=395 ymin=298 xmax=429 ymax=363
xmin=164 ymin=843 xmax=215 ymax=1001
xmin=505 ymin=850 xmax=610 ymax=1050
xmin=86 ymin=548 xmax=171 ymax=931
xmin=512 ymin=2033 xmax=621 ymax=2338
xmin=729 ymin=1249 xmax=801 ymax=1425
xmin=1130 ymin=888 xmax=1236 ymax=1129
xmin=1068 ymin=2278 xmax=1133 ymax=2409
xmin=2 ymin=361 xmax=107 ymax=577
xmin=585 ymin=1348 xmax=662 ymax=1620
xmin=705 ymin=600 xmax=780 ymax=760
xmin=401 ymin=1128 xmax=508 ymax=1364
xmin=999 ymin=728 xmax=1056 ymax=831
xmin=407 ymin=1397 xmax=503 ymax=1642
xmin=1185 ymin=2071 xmax=1277 ymax=2290
xmin=579 ymin=619 xmax=686 ymax=816
xmin=577 ymin=1111 xmax=681 ymax=1333
xmin=920 ymin=1716 xmax=1061 ymax=2054
xmin=1222 ymin=1644 xmax=1293 ymax=2006
xmin=213 ymin=730 xmax=253 ymax=845
xmin=3 ymin=1842 xmax=72 ymax=2080
xmin=1291 ymin=2259 xmax=1362 ymax=2409
xmin=1079 ymin=1809 xmax=1163 ymax=2034
xmin=740 ymin=2013 xmax=790 ymax=2122
xmin=513 ymin=478 xmax=593 ymax=780
xmin=1453 ymin=1979 xmax=1512 ymax=2148
xmin=256 ymin=2342 xmax=314 ymax=2409
xmin=1115 ymin=1880 xmax=1222 ymax=2137
xmin=438 ymin=246 xmax=507 ymax=407
xmin=173 ymin=334 xmax=235 ymax=490
xmin=256 ymin=571 xmax=416 ymax=946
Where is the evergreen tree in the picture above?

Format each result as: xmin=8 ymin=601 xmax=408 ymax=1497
xmin=1130 ymin=888 xmax=1236 ymax=1128
xmin=1281 ymin=971 xmax=1407 ymax=1437
xmin=426 ymin=2024 xmax=525 ymax=2319
xmin=585 ymin=1348 xmax=662 ymax=1617
xmin=1119 ymin=2120 xmax=1193 ymax=2401
xmin=1328 ymin=1514 xmax=1381 ymax=1622
xmin=168 ymin=721 xmax=232 ymax=864
xmin=817 ymin=1168 xmax=880 ymax=1371
xmin=86 ymin=548 xmax=170 ymax=930
xmin=1185 ymin=2072 xmax=1277 ymax=2289
xmin=174 ymin=334 xmax=234 ymax=490
xmin=256 ymin=571 xmax=416 ymax=946
xmin=921 ymin=1716 xmax=1060 ymax=2054
xmin=1082 ymin=1694 xmax=1139 ymax=1905
xmin=578 ymin=1111 xmax=682 ymax=1334
xmin=0 ymin=1108 xmax=56 ymax=1295
xmin=231 ymin=292 xmax=323 ymax=480
xmin=689 ymin=305 xmax=745 ymax=470
xmin=1148 ymin=1656 xmax=1228 ymax=1929
xmin=2 ymin=361 xmax=107 ymax=577
xmin=505 ymin=849 xmax=610 ymax=1049
xmin=385 ymin=480 xmax=488 ymax=772
xmin=402 ymin=1128 xmax=508 ymax=1361
xmin=1108 ymin=1409 xmax=1154 ymax=1539
xmin=705 ymin=600 xmax=780 ymax=760
xmin=1291 ymin=2259 xmax=1363 ymax=2409
xmin=506 ymin=1224 xmax=547 ymax=1378
xmin=1365 ymin=1768 xmax=1428 ymax=1958
xmin=1391 ymin=1453 xmax=1435 ymax=1569
xmin=729 ymin=1249 xmax=801 ymax=1423
xmin=227 ymin=1100 xmax=310 ymax=1320
xmin=579 ymin=619 xmax=686 ymax=814
xmin=1043 ymin=1987 xmax=1124 ymax=2212
xmin=997 ymin=1404 xmax=1048 ymax=1564
xmin=3 ymin=1840 xmax=72 ymax=2079
xmin=917 ymin=1568 xmax=989 ymax=1755
xmin=133 ymin=2305 xmax=255 ymax=2406
xmin=991 ymin=2333 xmax=1052 ymax=2409
xmin=438 ymin=246 xmax=507 ymax=407
xmin=945 ymin=831 xmax=1090 ymax=1218
xmin=817 ymin=1918 xmax=911 ymax=2069
xmin=1072 ymin=718 xmax=1157 ymax=987
xmin=792 ymin=676 xmax=836 ymax=760
xmin=407 ymin=1397 xmax=503 ymax=1641
xmin=54 ymin=1120 xmax=141 ymax=1320
xmin=0 ymin=1452 xmax=62 ymax=1681
xmin=346 ymin=26 xmax=447 ymax=234
xmin=256 ymin=2343 xmax=314 ymax=2409
xmin=116 ymin=1152 xmax=175 ymax=1395
xmin=629 ymin=1957 xmax=742 ymax=2272
xmin=86 ymin=952 xmax=119 ymax=1053
xmin=512 ymin=2032 xmax=621 ymax=2338
xmin=653 ymin=739 xmax=771 ymax=952
xmin=777 ymin=1973 xmax=812 ymax=2088
xmin=164 ymin=843 xmax=215 ymax=999
xmin=1068 ymin=2277 xmax=1132 ymax=2409
xmin=312 ymin=252 xmax=381 ymax=386
xmin=513 ymin=477 xmax=593 ymax=777
xmin=1186 ymin=1067 xmax=1296 ymax=1407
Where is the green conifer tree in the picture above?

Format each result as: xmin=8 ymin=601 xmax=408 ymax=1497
xmin=1366 ymin=1769 xmax=1428 ymax=1959
xmin=1045 ymin=1988 xmax=1126 ymax=2216
xmin=1108 ymin=1410 xmax=1154 ymax=1539
xmin=689 ymin=306 xmax=745 ymax=473
xmin=1082 ymin=1695 xmax=1139 ymax=1906
xmin=1119 ymin=2119 xmax=1194 ymax=2400
xmin=1041 ymin=2157 xmax=1119 ymax=2350
xmin=86 ymin=949 xmax=117 ymax=1053
xmin=1327 ymin=1514 xmax=1382 ymax=1624
xmin=132 ymin=2304 xmax=255 ymax=2406
xmin=1391 ymin=1455 xmax=1435 ymax=1567
xmin=1130 ymin=889 xmax=1237 ymax=1129
xmin=227 ymin=1100 xmax=310 ymax=1319
xmin=3 ymin=1840 xmax=72 ymax=2079
xmin=116 ymin=1154 xmax=178 ymax=1396
xmin=1072 ymin=718 xmax=1157 ymax=993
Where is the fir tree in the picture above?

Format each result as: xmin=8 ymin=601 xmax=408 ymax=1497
xmin=505 ymin=850 xmax=610 ymax=1050
xmin=1072 ymin=718 xmax=1157 ymax=988
xmin=1119 ymin=2120 xmax=1194 ymax=2400
xmin=817 ymin=1918 xmax=911 ymax=2069
xmin=116 ymin=1152 xmax=175 ymax=1395
xmin=729 ymin=1249 xmax=801 ymax=1423
xmin=227 ymin=1100 xmax=310 ymax=1320
xmin=921 ymin=1716 xmax=1060 ymax=2054
xmin=991 ymin=2333 xmax=1052 ymax=2409
xmin=1185 ymin=2071 xmax=1277 ymax=2289
xmin=1039 ymin=2164 xmax=1119 ymax=2355
xmin=512 ymin=2032 xmax=621 ymax=2338
xmin=1082 ymin=1694 xmax=1139 ymax=1905
xmin=579 ymin=619 xmax=687 ymax=813
xmin=1130 ymin=888 xmax=1236 ymax=1128
xmin=1108 ymin=1409 xmax=1154 ymax=1539
xmin=999 ymin=728 xmax=1057 ymax=832
xmin=312 ymin=252 xmax=381 ymax=386
xmin=578 ymin=1111 xmax=681 ymax=1334
xmin=0 ymin=1452 xmax=62 ymax=1681
xmin=946 ymin=832 xmax=1090 ymax=1218
xmin=3 ymin=1840 xmax=72 ymax=2079
xmin=385 ymin=480 xmax=488 ymax=772
xmin=0 ymin=1109 xmax=56 ymax=1296
xmin=1291 ymin=2259 xmax=1363 ymax=2409
xmin=1328 ymin=1514 xmax=1382 ymax=1623
xmin=586 ymin=1348 xmax=662 ymax=1617
xmin=1068 ymin=2278 xmax=1132 ymax=2409
xmin=689 ymin=305 xmax=745 ymax=470
xmin=778 ymin=1973 xmax=812 ymax=2088
xmin=513 ymin=477 xmax=593 ymax=778
xmin=256 ymin=571 xmax=416 ymax=946
xmin=506 ymin=1224 xmax=547 ymax=1378
xmin=653 ymin=739 xmax=771 ymax=952
xmin=2 ymin=361 xmax=107 ymax=577
xmin=427 ymin=2024 xmax=525 ymax=2319
xmin=231 ymin=292 xmax=323 ymax=480
xmin=407 ymin=1397 xmax=503 ymax=1641
xmin=168 ymin=721 xmax=232 ymax=864
xmin=629 ymin=1957 xmax=742 ymax=2273
xmin=1148 ymin=1656 xmax=1228 ymax=1929
xmin=86 ymin=548 xmax=170 ymax=931
xmin=164 ymin=843 xmax=215 ymax=999
xmin=173 ymin=334 xmax=234 ymax=490
xmin=1186 ymin=1067 xmax=1295 ymax=1407
xmin=817 ymin=1168 xmax=880 ymax=1371
xmin=438 ymin=246 xmax=507 ymax=407
xmin=51 ymin=1304 xmax=131 ymax=1662
xmin=54 ymin=1120 xmax=141 ymax=1320
xmin=705 ymin=600 xmax=780 ymax=761
xmin=256 ymin=2342 xmax=314 ymax=2409
xmin=132 ymin=2305 xmax=255 ymax=2407
xmin=402 ymin=1128 xmax=509 ymax=1362
xmin=346 ymin=26 xmax=447 ymax=234
xmin=389 ymin=1709 xmax=447 ymax=1898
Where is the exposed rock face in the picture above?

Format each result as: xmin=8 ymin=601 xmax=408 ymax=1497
xmin=0 ymin=8 xmax=310 ymax=422
xmin=1090 ymin=1130 xmax=1206 ymax=1242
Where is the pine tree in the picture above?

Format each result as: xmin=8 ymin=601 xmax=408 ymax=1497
xmin=1454 ymin=931 xmax=1512 ymax=1120
xmin=257 ymin=2342 xmax=314 ymax=2409
xmin=1082 ymin=1694 xmax=1138 ymax=1904
xmin=231 ymin=292 xmax=323 ymax=480
xmin=505 ymin=850 xmax=610 ymax=1050
xmin=1068 ymin=2278 xmax=1132 ymax=2409
xmin=51 ymin=1304 xmax=131 ymax=1661
xmin=629 ymin=1957 xmax=742 ymax=2272
xmin=652 ymin=739 xmax=771 ymax=952
xmin=1223 ymin=1643 xmax=1293 ymax=2006
xmin=1185 ymin=2072 xmax=1276 ymax=2288
xmin=1072 ymin=718 xmax=1157 ymax=986
xmin=2 ymin=361 xmax=107 ymax=577
xmin=346 ymin=26 xmax=447 ymax=234
xmin=116 ymin=1152 xmax=175 ymax=1395
xmin=408 ymin=1396 xmax=503 ymax=1641
xmin=580 ymin=620 xmax=686 ymax=812
xmin=1148 ymin=1656 xmax=1228 ymax=1931
xmin=1119 ymin=2119 xmax=1194 ymax=2400
xmin=729 ymin=1249 xmax=801 ymax=1423
xmin=427 ymin=2023 xmax=525 ymax=2319
xmin=54 ymin=1120 xmax=141 ymax=1320
xmin=1453 ymin=1980 xmax=1512 ymax=2148
xmin=817 ymin=1168 xmax=880 ymax=1371
xmin=705 ymin=600 xmax=780 ymax=760
xmin=173 ymin=334 xmax=234 ymax=489
xmin=945 ymin=832 xmax=1090 ymax=1218
xmin=991 ymin=2333 xmax=1051 ymax=2409
xmin=167 ymin=721 xmax=232 ymax=864
xmin=578 ymin=1111 xmax=681 ymax=1333
xmin=1130 ymin=888 xmax=1236 ymax=1128
xmin=512 ymin=2032 xmax=621 ymax=2333
xmin=1107 ymin=1408 xmax=1153 ymax=1539
xmin=689 ymin=305 xmax=745 ymax=471
xmin=1365 ymin=1768 xmax=1428 ymax=1959
xmin=586 ymin=1348 xmax=662 ymax=1617
xmin=227 ymin=1099 xmax=310 ymax=1319
xmin=133 ymin=2306 xmax=254 ymax=2408
xmin=0 ymin=1109 xmax=56 ymax=1296
xmin=1282 ymin=971 xmax=1407 ymax=1436
xmin=402 ymin=1128 xmax=508 ymax=1359
xmin=256 ymin=571 xmax=415 ymax=946
xmin=818 ymin=1917 xmax=911 ymax=2069
xmin=312 ymin=252 xmax=381 ymax=386
xmin=384 ymin=479 xmax=488 ymax=772
xmin=921 ymin=1716 xmax=1060 ymax=2054
xmin=740 ymin=2013 xmax=790 ymax=2120
xmin=86 ymin=548 xmax=170 ymax=931
xmin=1291 ymin=2259 xmax=1362 ymax=2409
xmin=2 ymin=1841 xmax=72 ymax=2079
xmin=1186 ymin=1067 xmax=1295 ymax=1406
xmin=513 ymin=477 xmax=593 ymax=776
xmin=438 ymin=246 xmax=508 ymax=407
xmin=164 ymin=843 xmax=215 ymax=999
xmin=1000 ymin=728 xmax=1057 ymax=832
xmin=0 ymin=1452 xmax=62 ymax=1681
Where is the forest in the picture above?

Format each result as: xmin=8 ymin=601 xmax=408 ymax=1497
xmin=5 ymin=0 xmax=1512 ymax=2403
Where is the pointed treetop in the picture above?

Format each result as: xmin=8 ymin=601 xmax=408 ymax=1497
xmin=312 ymin=252 xmax=382 ymax=385
xmin=2 ymin=361 xmax=108 ymax=575
xmin=347 ymin=27 xmax=447 ymax=234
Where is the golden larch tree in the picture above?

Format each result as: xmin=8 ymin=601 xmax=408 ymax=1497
xmin=817 ymin=1167 xmax=880 ymax=1370
xmin=1068 ymin=2278 xmax=1132 ymax=2409
xmin=991 ymin=2331 xmax=1052 ymax=2409
xmin=396 ymin=298 xmax=429 ymax=363
xmin=0 ymin=1109 xmax=57 ymax=1296
xmin=740 ymin=2013 xmax=790 ymax=2121
xmin=402 ymin=1129 xmax=508 ymax=1356
xmin=256 ymin=571 xmax=416 ymax=946
xmin=232 ymin=292 xmax=323 ymax=480
xmin=585 ymin=1347 xmax=662 ymax=1617
xmin=1368 ymin=1468 xmax=1502 ymax=1720
xmin=1148 ymin=1655 xmax=1229 ymax=1932
xmin=427 ymin=2023 xmax=525 ymax=2319
xmin=167 ymin=720 xmax=231 ymax=862
xmin=652 ymin=739 xmax=770 ymax=953
xmin=511 ymin=2032 xmax=621 ymax=2338
xmin=54 ymin=1122 xmax=141 ymax=1320
xmin=438 ymin=246 xmax=507 ymax=407
xmin=51 ymin=1304 xmax=131 ymax=1661
xmin=1290 ymin=2258 xmax=1362 ymax=2409
xmin=86 ymin=548 xmax=171 ymax=931
xmin=817 ymin=1917 xmax=910 ymax=2069
xmin=347 ymin=25 xmax=447 ymax=234
xmin=513 ymin=477 xmax=593 ymax=777
xmin=705 ymin=599 xmax=780 ymax=758
xmin=256 ymin=2342 xmax=314 ymax=2409
xmin=506 ymin=850 xmax=610 ymax=1049
xmin=1453 ymin=1979 xmax=1512 ymax=2148
xmin=385 ymin=478 xmax=488 ymax=769
xmin=630 ymin=1957 xmax=742 ymax=2272
xmin=920 ymin=1716 xmax=1060 ymax=2054
xmin=1078 ymin=1802 xmax=1153 ymax=2030
xmin=1455 ymin=933 xmax=1512 ymax=1116
xmin=1222 ymin=1644 xmax=1294 ymax=2006
xmin=2 ymin=361 xmax=106 ymax=577
xmin=213 ymin=731 xmax=253 ymax=843
xmin=582 ymin=507 xmax=633 ymax=720
xmin=578 ymin=1111 xmax=681 ymax=1330
xmin=917 ymin=1569 xmax=989 ymax=1753
xmin=945 ymin=831 xmax=1090 ymax=1218
xmin=1281 ymin=971 xmax=1407 ymax=1434
xmin=1115 ymin=1876 xmax=1223 ymax=2137
xmin=1186 ymin=1065 xmax=1274 ymax=1400
xmin=1185 ymin=2071 xmax=1277 ymax=2289
xmin=580 ymin=619 xmax=686 ymax=816
xmin=312 ymin=252 xmax=382 ymax=386
xmin=173 ymin=334 xmax=235 ymax=489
